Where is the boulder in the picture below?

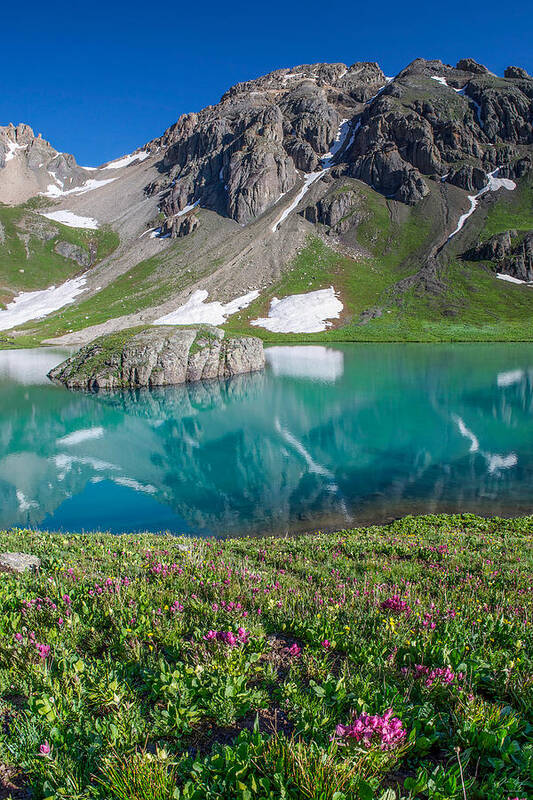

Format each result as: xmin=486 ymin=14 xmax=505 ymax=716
xmin=48 ymin=326 xmax=265 ymax=390
xmin=0 ymin=553 xmax=41 ymax=574
xmin=166 ymin=212 xmax=200 ymax=238
xmin=464 ymin=231 xmax=514 ymax=262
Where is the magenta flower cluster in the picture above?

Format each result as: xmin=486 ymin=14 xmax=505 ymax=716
xmin=402 ymin=664 xmax=464 ymax=687
xmin=334 ymin=709 xmax=407 ymax=750
xmin=203 ymin=627 xmax=249 ymax=646
xmin=14 ymin=631 xmax=51 ymax=659
xmin=381 ymin=595 xmax=411 ymax=615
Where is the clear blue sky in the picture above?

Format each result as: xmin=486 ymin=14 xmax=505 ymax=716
xmin=2 ymin=0 xmax=532 ymax=166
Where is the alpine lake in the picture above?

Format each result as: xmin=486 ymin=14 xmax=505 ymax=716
xmin=1 ymin=343 xmax=532 ymax=537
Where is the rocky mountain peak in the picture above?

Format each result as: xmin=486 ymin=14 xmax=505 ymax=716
xmin=0 ymin=122 xmax=89 ymax=204
xmin=141 ymin=57 xmax=532 ymax=237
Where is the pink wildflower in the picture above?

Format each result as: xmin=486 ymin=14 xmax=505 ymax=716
xmin=334 ymin=709 xmax=406 ymax=751
xmin=39 ymin=741 xmax=51 ymax=756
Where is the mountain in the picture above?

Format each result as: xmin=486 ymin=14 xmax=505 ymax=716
xmin=1 ymin=56 xmax=532 ymax=346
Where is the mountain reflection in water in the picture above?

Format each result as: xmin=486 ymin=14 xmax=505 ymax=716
xmin=0 ymin=343 xmax=532 ymax=536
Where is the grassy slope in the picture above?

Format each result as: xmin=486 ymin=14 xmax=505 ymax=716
xmin=2 ymin=235 xmax=205 ymax=348
xmin=1 ymin=172 xmax=532 ymax=348
xmin=0 ymin=514 xmax=531 ymax=799
xmin=225 ymin=177 xmax=533 ymax=343
xmin=0 ymin=203 xmax=118 ymax=301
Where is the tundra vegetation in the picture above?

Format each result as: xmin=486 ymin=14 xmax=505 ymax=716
xmin=0 ymin=513 xmax=531 ymax=799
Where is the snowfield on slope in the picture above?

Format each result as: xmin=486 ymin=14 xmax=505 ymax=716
xmin=38 ymin=210 xmax=99 ymax=229
xmin=251 ymin=287 xmax=343 ymax=333
xmin=271 ymin=118 xmax=352 ymax=232
xmin=43 ymin=177 xmax=116 ymax=199
xmin=101 ymin=151 xmax=150 ymax=169
xmin=496 ymin=273 xmax=533 ymax=285
xmin=152 ymin=289 xmax=260 ymax=326
xmin=0 ymin=277 xmax=87 ymax=332
xmin=448 ymin=169 xmax=516 ymax=239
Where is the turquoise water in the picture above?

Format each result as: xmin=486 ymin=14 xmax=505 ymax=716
xmin=0 ymin=343 xmax=532 ymax=536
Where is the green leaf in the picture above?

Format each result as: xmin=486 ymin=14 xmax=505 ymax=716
xmin=358 ymin=779 xmax=374 ymax=800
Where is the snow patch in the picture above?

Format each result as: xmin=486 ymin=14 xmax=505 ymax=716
xmin=271 ymin=171 xmax=323 ymax=232
xmin=39 ymin=210 xmax=99 ymax=229
xmin=251 ymin=287 xmax=343 ymax=333
xmin=102 ymin=151 xmax=150 ymax=169
xmin=0 ymin=277 xmax=87 ymax=331
xmin=496 ymin=273 xmax=533 ymax=285
xmin=266 ymin=345 xmax=344 ymax=381
xmin=43 ymin=177 xmax=116 ymax=198
xmin=271 ymin=117 xmax=355 ymax=232
xmin=453 ymin=414 xmax=518 ymax=474
xmin=321 ymin=119 xmax=350 ymax=167
xmin=16 ymin=490 xmax=38 ymax=512
xmin=448 ymin=169 xmax=516 ymax=239
xmin=4 ymin=139 xmax=26 ymax=162
xmin=113 ymin=477 xmax=157 ymax=494
xmin=153 ymin=289 xmax=259 ymax=326
xmin=275 ymin=418 xmax=335 ymax=480
xmin=53 ymin=454 xmax=120 ymax=480
xmin=431 ymin=75 xmax=449 ymax=86
xmin=174 ymin=201 xmax=200 ymax=218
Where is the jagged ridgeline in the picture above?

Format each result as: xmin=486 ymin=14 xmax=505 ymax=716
xmin=0 ymin=57 xmax=532 ymax=346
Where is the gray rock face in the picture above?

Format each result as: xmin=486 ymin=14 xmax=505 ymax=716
xmin=464 ymin=230 xmax=533 ymax=282
xmin=302 ymin=189 xmax=363 ymax=232
xmin=0 ymin=553 xmax=41 ymax=573
xmin=54 ymin=241 xmax=92 ymax=267
xmin=164 ymin=212 xmax=200 ymax=238
xmin=147 ymin=62 xmax=385 ymax=229
xmin=48 ymin=326 xmax=265 ymax=390
xmin=456 ymin=58 xmax=489 ymax=75
xmin=446 ymin=164 xmax=487 ymax=192
xmin=350 ymin=143 xmax=429 ymax=205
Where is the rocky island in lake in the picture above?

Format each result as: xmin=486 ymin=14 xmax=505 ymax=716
xmin=48 ymin=326 xmax=265 ymax=390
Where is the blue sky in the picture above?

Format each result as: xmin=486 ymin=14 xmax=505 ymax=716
xmin=2 ymin=0 xmax=532 ymax=165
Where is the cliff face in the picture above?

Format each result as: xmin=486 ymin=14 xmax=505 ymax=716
xmin=48 ymin=326 xmax=265 ymax=390
xmin=145 ymin=59 xmax=533 ymax=235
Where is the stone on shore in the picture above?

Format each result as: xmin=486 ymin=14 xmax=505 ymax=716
xmin=48 ymin=325 xmax=265 ymax=390
xmin=0 ymin=553 xmax=41 ymax=573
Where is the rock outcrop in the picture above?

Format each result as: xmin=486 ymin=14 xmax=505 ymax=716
xmin=54 ymin=241 xmax=92 ymax=267
xmin=48 ymin=326 xmax=265 ymax=390
xmin=463 ymin=230 xmax=533 ymax=282
xmin=302 ymin=189 xmax=364 ymax=232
